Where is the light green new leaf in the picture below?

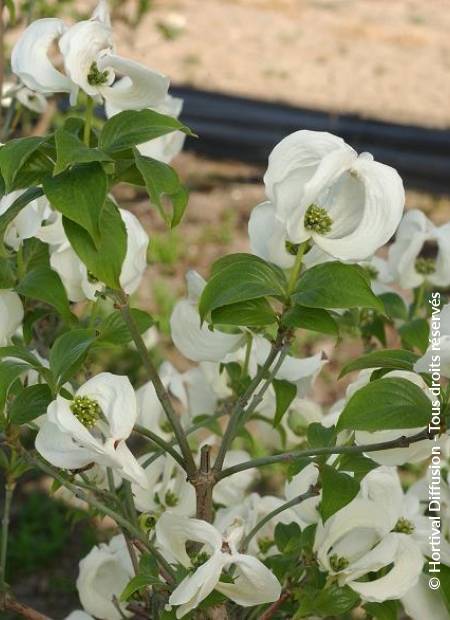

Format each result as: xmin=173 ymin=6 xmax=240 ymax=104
xmin=134 ymin=153 xmax=188 ymax=227
xmin=337 ymin=377 xmax=431 ymax=431
xmin=63 ymin=199 xmax=127 ymax=290
xmin=43 ymin=163 xmax=107 ymax=246
xmin=100 ymin=109 xmax=194 ymax=152
xmin=293 ymin=262 xmax=384 ymax=312
xmin=97 ymin=309 xmax=154 ymax=346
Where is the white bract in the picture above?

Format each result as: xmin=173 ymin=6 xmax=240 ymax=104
xmin=0 ymin=290 xmax=24 ymax=345
xmin=11 ymin=0 xmax=169 ymax=109
xmin=45 ymin=209 xmax=148 ymax=302
xmin=170 ymin=270 xmax=244 ymax=362
xmin=156 ymin=512 xmax=281 ymax=618
xmin=76 ymin=534 xmax=134 ymax=620
xmin=388 ymin=210 xmax=450 ymax=289
xmin=249 ymin=130 xmax=404 ymax=264
xmin=35 ymin=372 xmax=148 ymax=487
xmin=0 ymin=190 xmax=51 ymax=250
xmin=2 ymin=82 xmax=48 ymax=114
xmin=314 ymin=466 xmax=424 ymax=603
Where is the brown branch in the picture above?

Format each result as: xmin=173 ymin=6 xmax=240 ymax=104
xmin=260 ymin=591 xmax=291 ymax=620
xmin=3 ymin=595 xmax=52 ymax=620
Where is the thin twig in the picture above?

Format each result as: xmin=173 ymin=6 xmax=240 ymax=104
xmin=115 ymin=292 xmax=196 ymax=477
xmin=260 ymin=591 xmax=291 ymax=620
xmin=134 ymin=424 xmax=186 ymax=469
xmin=240 ymin=489 xmax=319 ymax=552
xmin=3 ymin=595 xmax=52 ymax=620
xmin=217 ymin=428 xmax=434 ymax=480
xmin=0 ymin=480 xmax=14 ymax=596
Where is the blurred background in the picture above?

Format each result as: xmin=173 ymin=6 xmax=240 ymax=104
xmin=2 ymin=0 xmax=450 ymax=616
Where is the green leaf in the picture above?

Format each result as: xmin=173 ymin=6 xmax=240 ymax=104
xmin=21 ymin=237 xmax=50 ymax=272
xmin=282 ymin=304 xmax=338 ymax=335
xmin=293 ymin=262 xmax=384 ymax=312
xmin=337 ymin=377 xmax=432 ymax=431
xmin=274 ymin=521 xmax=302 ymax=553
xmin=0 ymin=346 xmax=46 ymax=369
xmin=9 ymin=384 xmax=52 ymax=425
xmin=319 ymin=465 xmax=360 ymax=522
xmin=134 ymin=153 xmax=188 ymax=228
xmin=296 ymin=583 xmax=360 ymax=618
xmin=97 ymin=308 xmax=154 ymax=345
xmin=0 ymin=137 xmax=44 ymax=191
xmin=0 ymin=258 xmax=15 ymax=287
xmin=399 ymin=318 xmax=429 ymax=354
xmin=273 ymin=379 xmax=297 ymax=427
xmin=307 ymin=423 xmax=336 ymax=448
xmin=0 ymin=360 xmax=29 ymax=413
xmin=5 ymin=0 xmax=16 ymax=23
xmin=54 ymin=128 xmax=113 ymax=175
xmin=338 ymin=454 xmax=378 ymax=480
xmin=50 ymin=329 xmax=97 ymax=385
xmin=339 ymin=349 xmax=419 ymax=378
xmin=43 ymin=163 xmax=108 ymax=246
xmin=0 ymin=187 xmax=44 ymax=254
xmin=17 ymin=266 xmax=75 ymax=324
xmin=211 ymin=297 xmax=277 ymax=327
xmin=364 ymin=600 xmax=399 ymax=620
xmin=100 ymin=109 xmax=194 ymax=152
xmin=120 ymin=574 xmax=160 ymax=602
xmin=379 ymin=292 xmax=408 ymax=320
xmin=63 ymin=199 xmax=127 ymax=290
xmin=199 ymin=253 xmax=287 ymax=320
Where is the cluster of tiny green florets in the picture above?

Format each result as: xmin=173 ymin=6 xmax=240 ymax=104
xmin=393 ymin=517 xmax=415 ymax=535
xmin=329 ymin=554 xmax=349 ymax=572
xmin=414 ymin=257 xmax=436 ymax=275
xmin=257 ymin=537 xmax=275 ymax=554
xmin=191 ymin=552 xmax=210 ymax=570
xmin=304 ymin=204 xmax=333 ymax=235
xmin=70 ymin=395 xmax=101 ymax=428
xmin=87 ymin=62 xmax=110 ymax=86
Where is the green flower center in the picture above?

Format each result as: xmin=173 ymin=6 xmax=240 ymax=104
xmin=415 ymin=257 xmax=436 ymax=276
xmin=257 ymin=537 xmax=275 ymax=554
xmin=71 ymin=396 xmax=101 ymax=428
xmin=87 ymin=62 xmax=110 ymax=86
xmin=304 ymin=204 xmax=333 ymax=235
xmin=164 ymin=490 xmax=179 ymax=507
xmin=393 ymin=517 xmax=415 ymax=535
xmin=191 ymin=551 xmax=210 ymax=570
xmin=330 ymin=554 xmax=349 ymax=572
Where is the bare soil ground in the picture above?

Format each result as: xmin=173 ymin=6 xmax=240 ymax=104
xmin=113 ymin=0 xmax=450 ymax=128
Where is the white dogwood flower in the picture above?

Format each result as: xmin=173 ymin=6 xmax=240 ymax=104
xmin=106 ymin=94 xmax=185 ymax=163
xmin=0 ymin=290 xmax=24 ymax=345
xmin=285 ymin=462 xmax=321 ymax=524
xmin=250 ymin=130 xmax=404 ymax=262
xmin=388 ymin=210 xmax=450 ymax=289
xmin=76 ymin=534 xmax=134 ymax=620
xmin=0 ymin=190 xmax=51 ymax=250
xmin=12 ymin=0 xmax=169 ymax=108
xmin=314 ymin=467 xmax=424 ymax=603
xmin=46 ymin=209 xmax=148 ymax=302
xmin=215 ymin=492 xmax=303 ymax=557
xmin=402 ymin=574 xmax=449 ymax=620
xmin=170 ymin=271 xmax=244 ymax=362
xmin=156 ymin=512 xmax=281 ymax=618
xmin=35 ymin=372 xmax=148 ymax=487
xmin=2 ymin=81 xmax=48 ymax=114
xmin=132 ymin=452 xmax=195 ymax=515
